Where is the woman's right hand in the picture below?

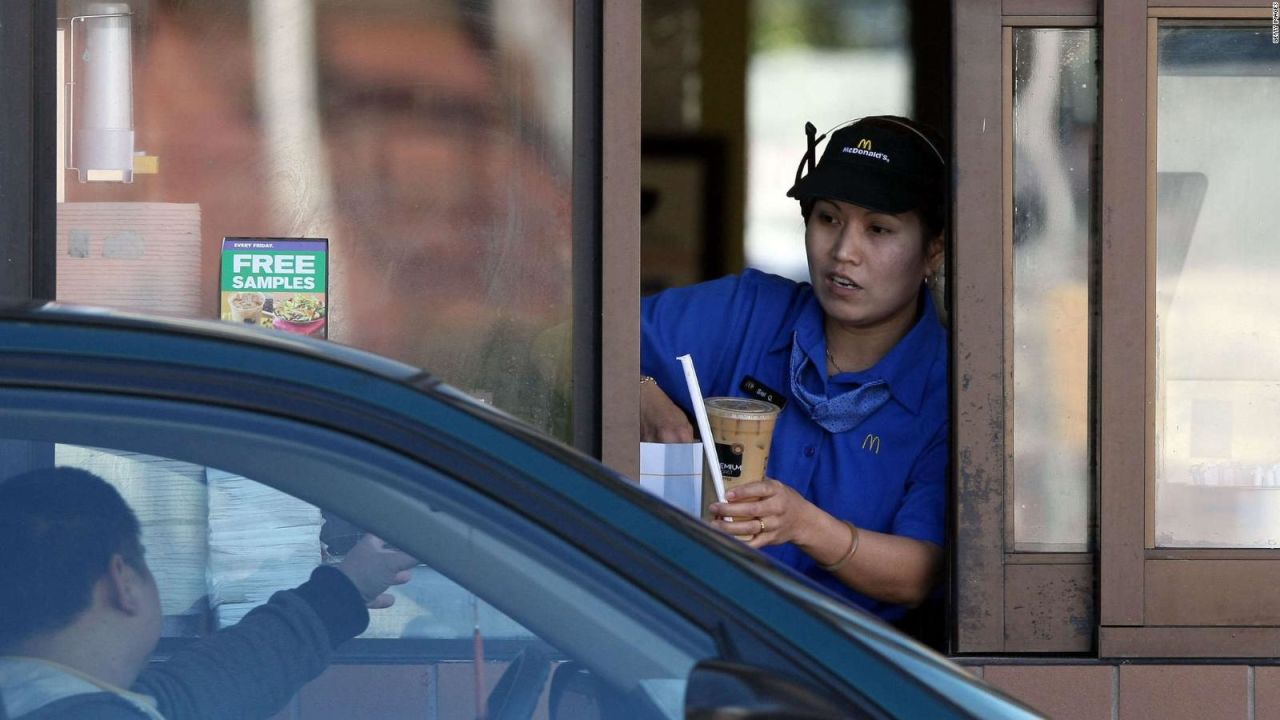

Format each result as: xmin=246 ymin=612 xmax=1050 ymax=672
xmin=640 ymin=379 xmax=696 ymax=442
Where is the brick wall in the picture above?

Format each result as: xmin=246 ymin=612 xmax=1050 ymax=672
xmin=268 ymin=659 xmax=1280 ymax=719
xmin=266 ymin=660 xmax=557 ymax=720
xmin=963 ymin=662 xmax=1280 ymax=720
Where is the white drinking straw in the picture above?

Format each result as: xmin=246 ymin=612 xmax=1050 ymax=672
xmin=677 ymin=354 xmax=728 ymax=508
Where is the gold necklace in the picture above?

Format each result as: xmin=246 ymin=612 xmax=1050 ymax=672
xmin=825 ymin=346 xmax=845 ymax=374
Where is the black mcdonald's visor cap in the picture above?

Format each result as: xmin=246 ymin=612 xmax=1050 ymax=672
xmin=786 ymin=116 xmax=946 ymax=216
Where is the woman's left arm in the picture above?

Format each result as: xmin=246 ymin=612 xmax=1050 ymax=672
xmin=710 ymin=481 xmax=942 ymax=607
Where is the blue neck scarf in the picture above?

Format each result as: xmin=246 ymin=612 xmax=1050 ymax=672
xmin=788 ymin=333 xmax=891 ymax=434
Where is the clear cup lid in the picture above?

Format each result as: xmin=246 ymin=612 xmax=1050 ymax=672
xmin=704 ymin=396 xmax=781 ymax=419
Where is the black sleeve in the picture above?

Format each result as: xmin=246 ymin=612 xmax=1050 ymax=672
xmin=290 ymin=565 xmax=370 ymax=648
xmin=134 ymin=566 xmax=369 ymax=720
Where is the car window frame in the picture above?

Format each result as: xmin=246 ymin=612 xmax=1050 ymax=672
xmin=0 ymin=386 xmax=721 ymax=689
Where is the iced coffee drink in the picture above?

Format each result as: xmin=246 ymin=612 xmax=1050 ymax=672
xmin=228 ymin=292 xmax=265 ymax=323
xmin=702 ymin=397 xmax=781 ymax=519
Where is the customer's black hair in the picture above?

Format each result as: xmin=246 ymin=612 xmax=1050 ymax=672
xmin=0 ymin=467 xmax=145 ymax=650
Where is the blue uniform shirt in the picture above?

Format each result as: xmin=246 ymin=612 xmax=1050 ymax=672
xmin=641 ymin=269 xmax=948 ymax=622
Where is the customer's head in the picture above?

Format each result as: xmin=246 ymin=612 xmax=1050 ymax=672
xmin=0 ymin=467 xmax=160 ymax=656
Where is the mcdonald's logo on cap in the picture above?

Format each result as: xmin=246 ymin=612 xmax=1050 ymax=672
xmin=856 ymin=138 xmax=873 ymax=151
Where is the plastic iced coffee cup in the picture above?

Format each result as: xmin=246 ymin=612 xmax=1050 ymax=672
xmin=701 ymin=397 xmax=781 ymax=519
xmin=228 ymin=292 xmax=265 ymax=323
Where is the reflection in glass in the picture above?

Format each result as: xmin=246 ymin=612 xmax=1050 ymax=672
xmin=55 ymin=0 xmax=575 ymax=441
xmin=1010 ymin=29 xmax=1096 ymax=551
xmin=1154 ymin=25 xmax=1280 ymax=547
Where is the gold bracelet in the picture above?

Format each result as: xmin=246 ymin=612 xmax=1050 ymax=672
xmin=819 ymin=521 xmax=860 ymax=573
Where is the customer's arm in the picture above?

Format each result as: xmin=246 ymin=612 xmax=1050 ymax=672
xmin=135 ymin=535 xmax=415 ymax=720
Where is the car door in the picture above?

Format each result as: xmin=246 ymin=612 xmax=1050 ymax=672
xmin=0 ymin=320 xmax=907 ymax=720
xmin=1 ymin=385 xmax=811 ymax=720
xmin=0 ymin=312 xmax=1013 ymax=719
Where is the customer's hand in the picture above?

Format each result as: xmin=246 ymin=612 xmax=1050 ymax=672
xmin=335 ymin=534 xmax=418 ymax=609
xmin=708 ymin=478 xmax=819 ymax=549
xmin=640 ymin=380 xmax=696 ymax=443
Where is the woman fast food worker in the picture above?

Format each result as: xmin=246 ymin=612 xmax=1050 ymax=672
xmin=639 ymin=116 xmax=948 ymax=622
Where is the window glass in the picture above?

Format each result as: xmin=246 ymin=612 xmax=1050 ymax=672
xmin=54 ymin=0 xmax=575 ymax=441
xmin=1010 ymin=28 xmax=1097 ymax=551
xmin=745 ymin=0 xmax=912 ymax=281
xmin=44 ymin=445 xmax=534 ymax=640
xmin=1154 ymin=24 xmax=1280 ymax=547
xmin=1 ymin=394 xmax=710 ymax=718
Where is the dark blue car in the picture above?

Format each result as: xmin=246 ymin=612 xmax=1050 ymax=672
xmin=0 ymin=304 xmax=1039 ymax=719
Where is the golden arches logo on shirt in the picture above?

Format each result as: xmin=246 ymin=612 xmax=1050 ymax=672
xmin=861 ymin=434 xmax=882 ymax=454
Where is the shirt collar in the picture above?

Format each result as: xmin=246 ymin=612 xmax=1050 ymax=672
xmin=0 ymin=656 xmax=165 ymax=719
xmin=770 ymin=286 xmax=944 ymax=415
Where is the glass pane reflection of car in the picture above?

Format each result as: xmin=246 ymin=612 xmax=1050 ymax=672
xmin=0 ymin=305 xmax=1042 ymax=720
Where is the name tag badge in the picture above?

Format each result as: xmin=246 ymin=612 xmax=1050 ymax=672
xmin=740 ymin=376 xmax=787 ymax=409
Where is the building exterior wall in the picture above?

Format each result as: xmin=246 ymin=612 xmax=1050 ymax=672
xmin=962 ymin=662 xmax=1280 ymax=720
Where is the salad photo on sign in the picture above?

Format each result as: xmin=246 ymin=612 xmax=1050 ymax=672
xmin=220 ymin=238 xmax=329 ymax=338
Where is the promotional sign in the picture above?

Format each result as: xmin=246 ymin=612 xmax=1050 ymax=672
xmin=220 ymin=238 xmax=328 ymax=338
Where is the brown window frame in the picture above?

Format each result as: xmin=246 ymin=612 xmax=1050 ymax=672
xmin=599 ymin=1 xmax=641 ymax=478
xmin=954 ymin=0 xmax=1280 ymax=658
xmin=953 ymin=0 xmax=1099 ymax=656
xmin=1098 ymin=3 xmax=1280 ymax=659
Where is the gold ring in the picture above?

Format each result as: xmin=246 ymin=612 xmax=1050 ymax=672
xmin=758 ymin=518 xmax=767 ymax=534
